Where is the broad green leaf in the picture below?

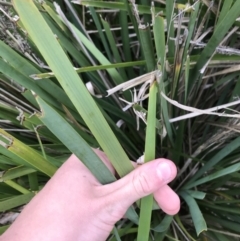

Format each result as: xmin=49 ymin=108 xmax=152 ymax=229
xmin=213 ymin=233 xmax=232 ymax=241
xmin=184 ymin=162 xmax=240 ymax=189
xmin=137 ymin=82 xmax=157 ymax=241
xmin=101 ymin=17 xmax=128 ymax=81
xmin=0 ymin=166 xmax=36 ymax=182
xmin=200 ymin=202 xmax=240 ymax=215
xmin=89 ymin=7 xmax=112 ymax=62
xmin=0 ymin=225 xmax=10 ymax=235
xmin=0 ymin=41 xmax=73 ymax=111
xmin=0 ymin=193 xmax=34 ymax=212
xmin=28 ymin=173 xmax=39 ymax=191
xmin=166 ymin=0 xmax=175 ymax=57
xmin=0 ymin=58 xmax=60 ymax=111
xmin=0 ymin=183 xmax=20 ymax=195
xmin=31 ymin=60 xmax=145 ymax=80
xmin=190 ymin=1 xmax=240 ymax=87
xmin=35 ymin=96 xmax=139 ymax=223
xmin=119 ymin=1 xmax=138 ymax=79
xmin=0 ymin=129 xmax=57 ymax=177
xmin=0 ymin=145 xmax=30 ymax=167
xmin=186 ymin=190 xmax=206 ymax=200
xmin=13 ymin=0 xmax=134 ymax=178
xmin=36 ymin=96 xmax=116 ymax=184
xmin=153 ymin=15 xmax=165 ymax=71
xmin=139 ymin=25 xmax=155 ymax=72
xmin=217 ymin=0 xmax=233 ymax=25
xmin=174 ymin=214 xmax=197 ymax=241
xmin=204 ymin=214 xmax=240 ymax=233
xmin=185 ymin=136 xmax=240 ymax=186
xmin=66 ymin=21 xmax=131 ymax=101
xmin=153 ymin=14 xmax=173 ymax=146
xmin=75 ymin=1 xmax=165 ymax=15
xmin=41 ymin=12 xmax=102 ymax=84
xmin=152 ymin=215 xmax=173 ymax=232
xmin=181 ymin=1 xmax=200 ymax=65
xmin=4 ymin=180 xmax=30 ymax=194
xmin=184 ymin=55 xmax=190 ymax=103
xmin=180 ymin=191 xmax=207 ymax=236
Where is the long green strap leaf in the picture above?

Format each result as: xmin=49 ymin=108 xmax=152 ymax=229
xmin=101 ymin=17 xmax=128 ymax=81
xmin=36 ymin=96 xmax=139 ymax=223
xmin=41 ymin=12 xmax=101 ymax=84
xmin=32 ymin=60 xmax=145 ymax=80
xmin=36 ymin=97 xmax=116 ymax=184
xmin=190 ymin=0 xmax=240 ymax=88
xmin=153 ymin=14 xmax=174 ymax=146
xmin=152 ymin=215 xmax=173 ymax=233
xmin=89 ymin=7 xmax=112 ymax=62
xmin=0 ymin=58 xmax=60 ymax=111
xmin=184 ymin=162 xmax=240 ymax=189
xmin=77 ymin=1 xmax=165 ymax=15
xmin=66 ymin=19 xmax=131 ymax=101
xmin=166 ymin=0 xmax=175 ymax=57
xmin=0 ymin=40 xmax=74 ymax=111
xmin=119 ymin=5 xmax=137 ymax=79
xmin=4 ymin=180 xmax=30 ymax=194
xmin=217 ymin=0 xmax=233 ymax=27
xmin=0 ymin=166 xmax=36 ymax=182
xmin=139 ymin=25 xmax=156 ymax=72
xmin=13 ymin=0 xmax=134 ymax=177
xmin=153 ymin=15 xmax=165 ymax=70
xmin=179 ymin=191 xmax=207 ymax=236
xmin=137 ymin=82 xmax=157 ymax=241
xmin=184 ymin=136 xmax=240 ymax=186
xmin=0 ymin=129 xmax=57 ymax=177
xmin=0 ymin=225 xmax=10 ymax=235
xmin=0 ymin=193 xmax=34 ymax=212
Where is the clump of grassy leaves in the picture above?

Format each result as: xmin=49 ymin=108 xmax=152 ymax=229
xmin=1 ymin=0 xmax=240 ymax=240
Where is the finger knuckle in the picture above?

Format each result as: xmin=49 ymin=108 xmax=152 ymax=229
xmin=132 ymin=171 xmax=151 ymax=196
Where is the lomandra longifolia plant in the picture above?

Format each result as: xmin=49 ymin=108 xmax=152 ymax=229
xmin=1 ymin=0 xmax=240 ymax=240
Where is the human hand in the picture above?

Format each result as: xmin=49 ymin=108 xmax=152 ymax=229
xmin=0 ymin=150 xmax=180 ymax=241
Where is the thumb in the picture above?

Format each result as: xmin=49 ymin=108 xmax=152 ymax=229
xmin=102 ymin=159 xmax=177 ymax=218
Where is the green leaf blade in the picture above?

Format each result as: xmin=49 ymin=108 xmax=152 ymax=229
xmin=13 ymin=0 xmax=134 ymax=178
xmin=180 ymin=191 xmax=207 ymax=236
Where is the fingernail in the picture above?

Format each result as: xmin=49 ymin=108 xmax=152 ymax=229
xmin=157 ymin=162 xmax=172 ymax=182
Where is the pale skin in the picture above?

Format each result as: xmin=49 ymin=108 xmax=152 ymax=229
xmin=0 ymin=150 xmax=180 ymax=241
